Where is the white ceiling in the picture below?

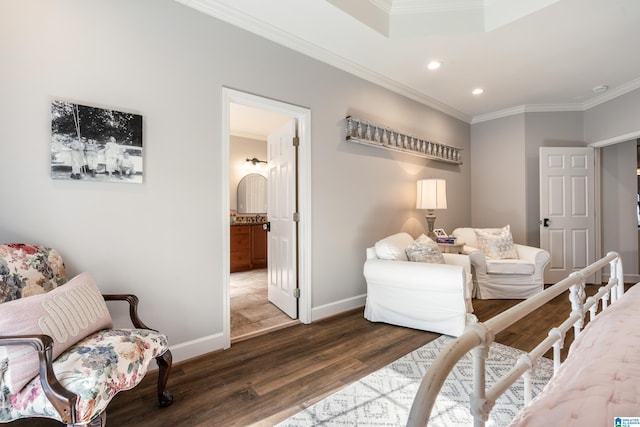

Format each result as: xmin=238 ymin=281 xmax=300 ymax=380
xmin=229 ymin=103 xmax=292 ymax=140
xmin=180 ymin=0 xmax=640 ymax=124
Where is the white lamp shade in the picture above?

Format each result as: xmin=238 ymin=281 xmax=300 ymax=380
xmin=416 ymin=179 xmax=447 ymax=210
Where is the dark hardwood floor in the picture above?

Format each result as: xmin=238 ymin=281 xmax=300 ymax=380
xmin=12 ymin=284 xmax=625 ymax=427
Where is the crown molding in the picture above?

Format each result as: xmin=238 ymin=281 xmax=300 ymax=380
xmin=175 ymin=0 xmax=471 ymax=123
xmin=471 ymin=105 xmax=527 ymax=124
xmin=470 ymin=103 xmax=583 ymax=124
xmin=367 ymin=0 xmax=484 ymax=14
xmin=369 ymin=0 xmax=393 ymax=13
xmin=388 ymin=0 xmax=483 ymax=14
xmin=471 ymin=81 xmax=640 ymax=124
xmin=522 ymin=103 xmax=584 ymax=113
xmin=178 ymin=0 xmax=640 ymax=127
xmin=582 ymin=76 xmax=640 ymax=111
xmin=588 ymin=129 xmax=640 ymax=147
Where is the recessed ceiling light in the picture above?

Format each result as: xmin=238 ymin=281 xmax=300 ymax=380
xmin=427 ymin=60 xmax=441 ymax=70
xmin=472 ymin=88 xmax=484 ymax=95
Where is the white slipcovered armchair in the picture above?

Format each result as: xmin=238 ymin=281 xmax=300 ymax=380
xmin=363 ymin=232 xmax=475 ymax=337
xmin=451 ymin=227 xmax=550 ymax=300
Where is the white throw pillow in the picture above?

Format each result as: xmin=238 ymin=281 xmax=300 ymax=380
xmin=474 ymin=225 xmax=519 ymax=259
xmin=374 ymin=232 xmax=414 ymax=261
xmin=405 ymin=234 xmax=445 ymax=264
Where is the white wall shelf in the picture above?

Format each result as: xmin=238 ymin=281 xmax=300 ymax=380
xmin=345 ymin=116 xmax=463 ymax=165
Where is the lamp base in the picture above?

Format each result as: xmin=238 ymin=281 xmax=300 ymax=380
xmin=425 ymin=213 xmax=437 ymax=240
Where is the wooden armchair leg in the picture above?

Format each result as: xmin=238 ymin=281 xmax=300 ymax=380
xmin=79 ymin=411 xmax=106 ymax=427
xmin=156 ymin=349 xmax=174 ymax=407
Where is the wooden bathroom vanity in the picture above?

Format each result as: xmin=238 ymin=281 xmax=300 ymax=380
xmin=230 ymin=223 xmax=268 ymax=272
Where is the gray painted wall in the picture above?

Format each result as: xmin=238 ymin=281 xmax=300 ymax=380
xmin=470 ymin=112 xmax=586 ymax=246
xmin=3 ymin=0 xmax=639 ymax=362
xmin=584 ymin=90 xmax=640 ymax=144
xmin=470 ymin=107 xmax=640 ymax=280
xmin=523 ymin=112 xmax=585 ymax=247
xmin=0 ymin=0 xmax=470 ymax=360
xmin=585 ymin=89 xmax=640 ymax=281
xmin=601 ymin=140 xmax=638 ymax=276
xmin=469 ymin=115 xmax=527 ymax=242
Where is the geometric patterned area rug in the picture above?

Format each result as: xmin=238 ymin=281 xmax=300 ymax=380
xmin=278 ymin=335 xmax=554 ymax=427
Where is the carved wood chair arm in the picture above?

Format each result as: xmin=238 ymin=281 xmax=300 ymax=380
xmin=0 ymin=334 xmax=52 ymax=351
xmin=100 ymin=295 xmax=174 ymax=409
xmin=0 ymin=335 xmax=78 ymax=424
xmin=102 ymin=294 xmax=153 ymax=330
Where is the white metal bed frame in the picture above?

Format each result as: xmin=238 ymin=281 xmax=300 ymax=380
xmin=407 ymin=251 xmax=625 ymax=427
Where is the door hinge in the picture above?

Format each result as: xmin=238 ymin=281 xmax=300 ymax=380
xmin=293 ymin=288 xmax=301 ymax=298
xmin=292 ymin=136 xmax=300 ymax=147
xmin=293 ymin=212 xmax=301 ymax=222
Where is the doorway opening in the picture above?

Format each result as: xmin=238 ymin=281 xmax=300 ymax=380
xmin=221 ymin=88 xmax=312 ymax=349
xmin=229 ymin=104 xmax=295 ymax=342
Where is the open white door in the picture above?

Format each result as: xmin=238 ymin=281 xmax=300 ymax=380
xmin=539 ymin=147 xmax=596 ymax=283
xmin=267 ymin=119 xmax=298 ymax=319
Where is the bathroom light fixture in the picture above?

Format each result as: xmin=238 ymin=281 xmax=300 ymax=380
xmin=244 ymin=157 xmax=267 ymax=171
xmin=246 ymin=157 xmax=267 ymax=166
xmin=472 ymin=88 xmax=484 ymax=95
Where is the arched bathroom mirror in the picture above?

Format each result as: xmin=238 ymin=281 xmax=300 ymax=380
xmin=237 ymin=173 xmax=267 ymax=214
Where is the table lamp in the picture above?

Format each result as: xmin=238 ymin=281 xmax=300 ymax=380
xmin=416 ymin=179 xmax=447 ymax=239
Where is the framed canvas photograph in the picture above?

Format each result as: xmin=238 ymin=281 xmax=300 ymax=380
xmin=51 ymin=100 xmax=143 ymax=183
xmin=434 ymin=228 xmax=448 ymax=238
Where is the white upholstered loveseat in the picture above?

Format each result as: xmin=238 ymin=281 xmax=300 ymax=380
xmin=451 ymin=227 xmax=550 ymax=300
xmin=363 ymin=232 xmax=475 ymax=337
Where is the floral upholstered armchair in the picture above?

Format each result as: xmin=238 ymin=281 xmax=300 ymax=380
xmin=0 ymin=244 xmax=173 ymax=427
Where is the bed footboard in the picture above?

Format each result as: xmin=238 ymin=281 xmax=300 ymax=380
xmin=407 ymin=251 xmax=625 ymax=427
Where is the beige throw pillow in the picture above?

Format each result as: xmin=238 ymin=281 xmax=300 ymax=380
xmin=474 ymin=225 xmax=519 ymax=259
xmin=406 ymin=234 xmax=445 ymax=264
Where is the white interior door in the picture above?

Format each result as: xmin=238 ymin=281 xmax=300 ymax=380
xmin=267 ymin=119 xmax=298 ymax=319
xmin=539 ymin=147 xmax=596 ymax=283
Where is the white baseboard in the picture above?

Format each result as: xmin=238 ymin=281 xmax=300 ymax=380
xmin=625 ymin=273 xmax=640 ymax=284
xmin=311 ymin=294 xmax=366 ymax=321
xmin=166 ymin=296 xmax=367 ymax=364
xmin=169 ymin=332 xmax=226 ymax=364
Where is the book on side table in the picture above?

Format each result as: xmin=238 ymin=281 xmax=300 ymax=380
xmin=436 ymin=237 xmax=464 ymax=254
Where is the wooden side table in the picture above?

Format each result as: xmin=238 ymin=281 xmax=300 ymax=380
xmin=438 ymin=241 xmax=464 ymax=254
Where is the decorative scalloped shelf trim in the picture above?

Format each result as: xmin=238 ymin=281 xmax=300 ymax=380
xmin=345 ymin=116 xmax=463 ymax=165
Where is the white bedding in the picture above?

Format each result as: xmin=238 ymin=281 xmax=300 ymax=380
xmin=509 ymin=284 xmax=640 ymax=426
